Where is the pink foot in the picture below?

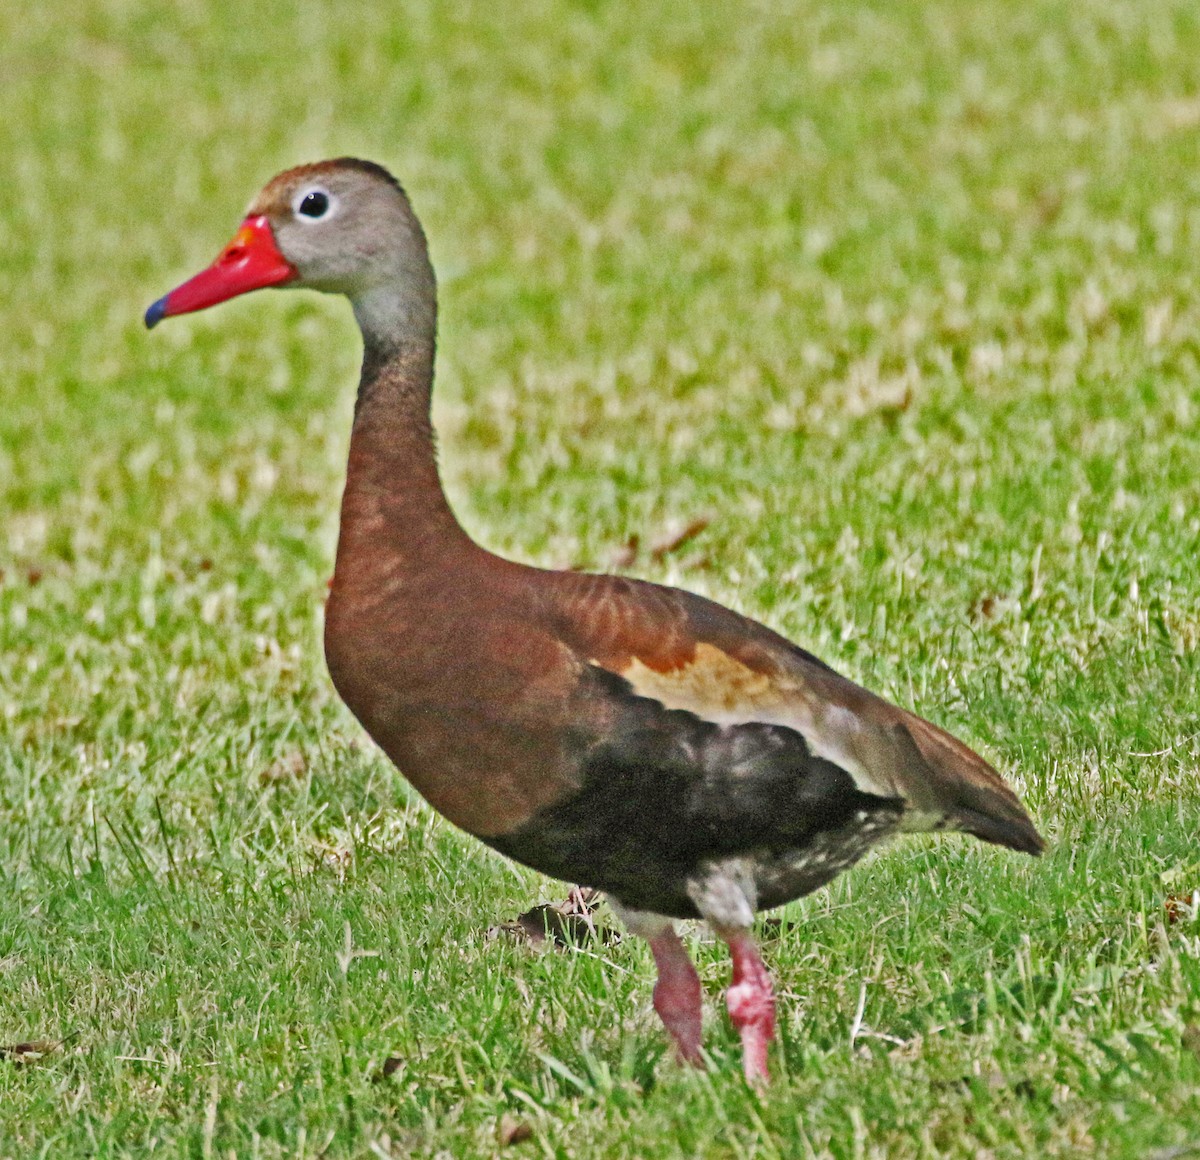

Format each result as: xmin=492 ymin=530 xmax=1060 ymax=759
xmin=723 ymin=931 xmax=776 ymax=1083
xmin=648 ymin=927 xmax=704 ymax=1066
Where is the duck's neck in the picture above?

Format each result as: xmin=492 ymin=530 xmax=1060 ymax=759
xmin=332 ymin=303 xmax=477 ymax=595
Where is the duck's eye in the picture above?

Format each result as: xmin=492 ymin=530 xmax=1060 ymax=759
xmin=297 ymin=190 xmax=331 ymax=219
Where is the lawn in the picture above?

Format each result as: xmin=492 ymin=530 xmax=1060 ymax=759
xmin=3 ymin=0 xmax=1200 ymax=1154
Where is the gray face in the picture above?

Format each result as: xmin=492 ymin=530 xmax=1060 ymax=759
xmin=250 ymin=163 xmax=432 ymax=301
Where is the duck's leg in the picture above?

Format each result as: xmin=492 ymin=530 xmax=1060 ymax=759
xmin=716 ymin=925 xmax=775 ymax=1083
xmin=688 ymin=866 xmax=775 ymax=1083
xmin=611 ymin=902 xmax=704 ymax=1065
xmin=647 ymin=924 xmax=704 ymax=1065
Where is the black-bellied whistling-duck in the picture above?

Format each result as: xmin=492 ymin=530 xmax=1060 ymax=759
xmin=146 ymin=159 xmax=1043 ymax=1083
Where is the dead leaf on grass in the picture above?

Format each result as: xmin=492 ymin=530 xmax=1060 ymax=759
xmin=1165 ymin=891 xmax=1199 ymax=925
xmin=649 ymin=517 xmax=711 ymax=562
xmin=498 ymin=1114 xmax=534 ymax=1146
xmin=0 ymin=1039 xmax=60 ymax=1065
xmin=609 ymin=535 xmax=640 ymax=569
xmin=969 ymin=592 xmax=1019 ymax=621
xmin=489 ymin=887 xmax=615 ymax=949
xmin=971 ymin=594 xmax=998 ymax=620
xmin=1183 ymin=1025 xmax=1200 ymax=1061
xmin=374 ymin=1056 xmax=405 ymax=1082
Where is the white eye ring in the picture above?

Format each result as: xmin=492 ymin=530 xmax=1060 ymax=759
xmin=293 ymin=186 xmax=337 ymax=222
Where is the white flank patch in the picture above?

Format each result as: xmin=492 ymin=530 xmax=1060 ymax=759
xmin=686 ymin=860 xmax=758 ymax=930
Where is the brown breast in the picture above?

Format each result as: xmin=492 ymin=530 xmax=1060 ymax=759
xmin=324 ymin=556 xmax=594 ymax=837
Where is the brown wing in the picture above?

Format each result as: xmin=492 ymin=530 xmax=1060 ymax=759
xmin=547 ymin=569 xmax=1043 ymax=855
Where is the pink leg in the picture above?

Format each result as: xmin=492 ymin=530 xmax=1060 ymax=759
xmin=647 ymin=927 xmax=704 ymax=1066
xmin=721 ymin=929 xmax=776 ymax=1083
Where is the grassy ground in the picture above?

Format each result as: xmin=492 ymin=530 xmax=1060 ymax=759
xmin=3 ymin=0 xmax=1200 ymax=1154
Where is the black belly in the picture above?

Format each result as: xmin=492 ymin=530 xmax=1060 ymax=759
xmin=487 ymin=803 xmax=902 ymax=918
xmin=486 ymin=666 xmax=905 ymax=919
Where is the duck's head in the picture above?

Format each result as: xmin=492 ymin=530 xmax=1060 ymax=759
xmin=146 ymin=158 xmax=434 ymax=340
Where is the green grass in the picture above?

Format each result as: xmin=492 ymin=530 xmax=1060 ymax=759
xmin=3 ymin=0 xmax=1200 ymax=1154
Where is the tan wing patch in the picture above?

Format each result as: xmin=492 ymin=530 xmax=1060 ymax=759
xmin=616 ymin=643 xmax=781 ymax=715
xmin=609 ymin=643 xmax=899 ymax=800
